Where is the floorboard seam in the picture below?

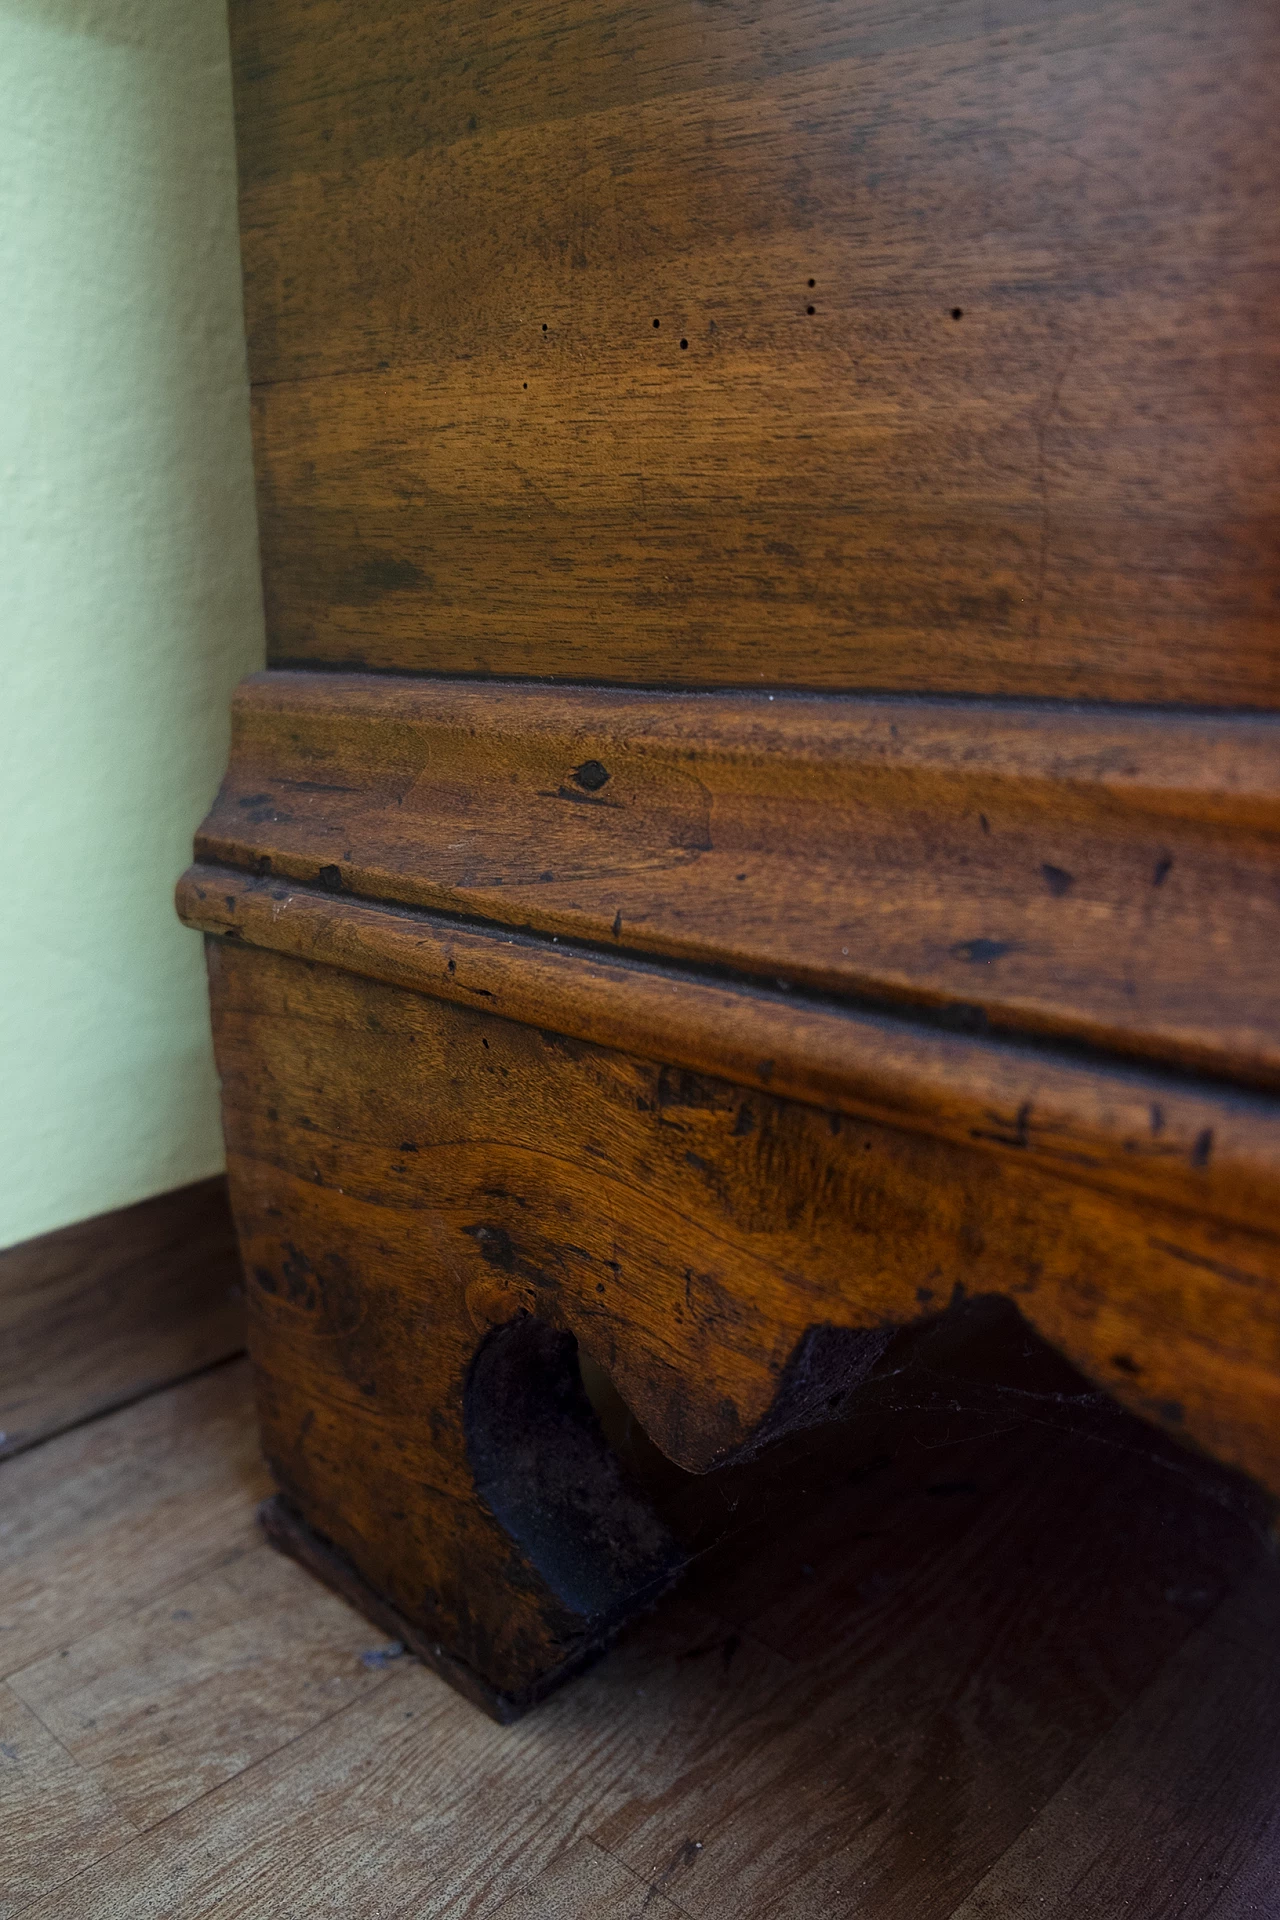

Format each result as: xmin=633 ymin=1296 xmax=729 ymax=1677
xmin=934 ymin=1589 xmax=1242 ymax=1919
xmin=2 ymin=1673 xmax=145 ymax=1816
xmin=2 ymin=1670 xmax=408 ymax=1920
xmin=1 ymin=1674 xmax=146 ymax=1920
xmin=0 ymin=1542 xmax=261 ymax=1688
xmin=111 ymin=1662 xmax=404 ymax=1837
xmin=586 ymin=1834 xmax=700 ymax=1918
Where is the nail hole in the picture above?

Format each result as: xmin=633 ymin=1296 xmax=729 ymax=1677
xmin=572 ymin=759 xmax=611 ymax=792
xmin=653 ymin=318 xmax=660 ymax=328
xmin=541 ymin=323 xmax=548 ymax=331
xmin=522 ymin=382 xmax=527 ymax=388
xmin=950 ymin=308 xmax=963 ymax=320
xmin=680 ymin=338 xmax=688 ymax=349
xmin=806 ymin=305 xmax=816 ymax=315
xmin=808 ymin=278 xmax=816 ymax=288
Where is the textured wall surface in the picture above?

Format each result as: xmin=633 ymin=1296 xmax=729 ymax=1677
xmin=0 ymin=0 xmax=263 ymax=1247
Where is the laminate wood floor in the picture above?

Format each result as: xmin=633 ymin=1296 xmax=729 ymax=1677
xmin=2 ymin=1353 xmax=1277 ymax=1918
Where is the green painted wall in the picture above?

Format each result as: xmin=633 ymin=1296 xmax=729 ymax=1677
xmin=1 ymin=1 xmax=263 ymax=1248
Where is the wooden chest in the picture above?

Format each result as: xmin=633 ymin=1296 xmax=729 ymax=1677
xmin=180 ymin=0 xmax=1280 ymax=1717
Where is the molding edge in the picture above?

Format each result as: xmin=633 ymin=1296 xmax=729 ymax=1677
xmin=178 ymin=865 xmax=1280 ymax=1241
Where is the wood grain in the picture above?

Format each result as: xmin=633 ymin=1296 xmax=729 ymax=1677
xmin=179 ymin=864 xmax=1280 ymax=1242
xmin=485 ymin=1840 xmax=685 ymax=1920
xmin=950 ymin=1570 xmax=1280 ymax=1919
xmin=191 ymin=671 xmax=1280 ymax=1090
xmin=16 ymin=1601 xmax=794 ymax=1920
xmin=595 ymin=1415 xmax=1267 ymax=1918
xmin=232 ymin=0 xmax=1280 ymax=703
xmin=10 ymin=1355 xmax=1275 ymax=1919
xmin=7 ymin=1544 xmax=393 ymax=1831
xmin=0 ymin=1361 xmax=271 ymax=1680
xmin=0 ymin=1177 xmax=246 ymax=1461
xmin=0 ymin=1683 xmax=137 ymax=1920
xmin=210 ymin=0 xmax=1280 ymax=1736
xmin=205 ymin=939 xmax=1280 ymax=1718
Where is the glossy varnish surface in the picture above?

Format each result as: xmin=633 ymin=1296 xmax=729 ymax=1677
xmin=202 ymin=0 xmax=1280 ymax=1724
xmin=196 ymin=671 xmax=1280 ymax=1088
xmin=234 ymin=0 xmax=1280 ymax=702
xmin=208 ymin=940 xmax=1280 ymax=1547
xmin=180 ymin=866 xmax=1280 ymax=1244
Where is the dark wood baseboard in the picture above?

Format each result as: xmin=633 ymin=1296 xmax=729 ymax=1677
xmin=0 ymin=1177 xmax=246 ymax=1461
